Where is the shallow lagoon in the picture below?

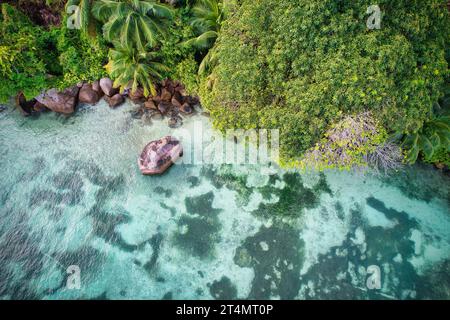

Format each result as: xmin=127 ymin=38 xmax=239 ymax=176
xmin=0 ymin=100 xmax=449 ymax=300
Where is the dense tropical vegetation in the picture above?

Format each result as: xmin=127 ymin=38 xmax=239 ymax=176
xmin=106 ymin=43 xmax=168 ymax=96
xmin=199 ymin=0 xmax=450 ymax=169
xmin=0 ymin=0 xmax=449 ymax=170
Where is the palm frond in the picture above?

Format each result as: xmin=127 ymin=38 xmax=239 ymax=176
xmin=184 ymin=30 xmax=218 ymax=50
xmin=92 ymin=0 xmax=117 ymax=22
xmin=106 ymin=43 xmax=167 ymax=98
xmin=93 ymin=0 xmax=172 ymax=49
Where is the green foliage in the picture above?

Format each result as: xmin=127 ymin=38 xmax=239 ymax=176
xmin=173 ymin=55 xmax=200 ymax=94
xmin=105 ymin=43 xmax=169 ymax=96
xmin=200 ymin=0 xmax=450 ymax=165
xmin=403 ymin=87 xmax=450 ymax=165
xmin=153 ymin=7 xmax=196 ymax=76
xmin=0 ymin=3 xmax=109 ymax=101
xmin=100 ymin=3 xmax=201 ymax=96
xmin=183 ymin=0 xmax=235 ymax=75
xmin=152 ymin=6 xmax=202 ymax=93
xmin=91 ymin=0 xmax=182 ymax=95
xmin=185 ymin=0 xmax=222 ymax=49
xmin=37 ymin=28 xmax=63 ymax=75
xmin=291 ymin=113 xmax=390 ymax=170
xmin=0 ymin=4 xmax=50 ymax=101
xmin=0 ymin=0 xmax=199 ymax=102
xmin=56 ymin=15 xmax=109 ymax=88
xmin=92 ymin=0 xmax=174 ymax=51
xmin=425 ymin=146 xmax=450 ymax=166
xmin=403 ymin=114 xmax=450 ymax=164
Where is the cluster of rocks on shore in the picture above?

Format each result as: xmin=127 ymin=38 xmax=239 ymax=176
xmin=15 ymin=78 xmax=202 ymax=128
xmin=127 ymin=79 xmax=201 ymax=128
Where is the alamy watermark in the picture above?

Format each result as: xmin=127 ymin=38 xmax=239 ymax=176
xmin=168 ymin=122 xmax=279 ymax=166
xmin=67 ymin=5 xmax=81 ymax=30
xmin=367 ymin=5 xmax=382 ymax=30
xmin=66 ymin=265 xmax=81 ymax=290
xmin=366 ymin=265 xmax=381 ymax=290
xmin=67 ymin=5 xmax=382 ymax=31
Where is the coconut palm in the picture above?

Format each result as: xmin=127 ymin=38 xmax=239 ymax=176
xmin=184 ymin=0 xmax=230 ymax=75
xmin=92 ymin=0 xmax=174 ymax=51
xmin=105 ymin=42 xmax=168 ymax=97
xmin=189 ymin=0 xmax=223 ymax=41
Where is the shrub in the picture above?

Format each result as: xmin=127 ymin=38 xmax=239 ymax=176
xmin=0 ymin=4 xmax=51 ymax=101
xmin=200 ymin=0 xmax=450 ymax=165
xmin=0 ymin=4 xmax=108 ymax=101
xmin=153 ymin=6 xmax=201 ymax=94
xmin=56 ymin=15 xmax=109 ymax=89
xmin=154 ymin=7 xmax=196 ymax=74
xmin=425 ymin=146 xmax=450 ymax=166
xmin=173 ymin=55 xmax=200 ymax=94
xmin=293 ymin=112 xmax=403 ymax=173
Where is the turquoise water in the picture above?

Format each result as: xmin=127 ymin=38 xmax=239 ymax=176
xmin=0 ymin=100 xmax=449 ymax=300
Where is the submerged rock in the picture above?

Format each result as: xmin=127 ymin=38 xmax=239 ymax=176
xmin=234 ymin=247 xmax=252 ymax=268
xmin=158 ymin=101 xmax=171 ymax=115
xmin=131 ymin=107 xmax=144 ymax=119
xmin=168 ymin=116 xmax=183 ymax=128
xmin=180 ymin=102 xmax=193 ymax=115
xmin=151 ymin=111 xmax=163 ymax=120
xmin=209 ymin=276 xmax=238 ymax=300
xmin=105 ymin=93 xmax=125 ymax=108
xmin=142 ymin=111 xmax=153 ymax=124
xmin=138 ymin=136 xmax=183 ymax=175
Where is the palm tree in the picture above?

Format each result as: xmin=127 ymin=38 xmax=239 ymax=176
xmin=105 ymin=42 xmax=168 ymax=97
xmin=190 ymin=0 xmax=223 ymax=38
xmin=92 ymin=0 xmax=174 ymax=51
xmin=184 ymin=0 xmax=231 ymax=75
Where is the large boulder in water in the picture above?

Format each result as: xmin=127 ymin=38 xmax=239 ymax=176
xmin=35 ymin=86 xmax=79 ymax=114
xmin=138 ymin=136 xmax=183 ymax=175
